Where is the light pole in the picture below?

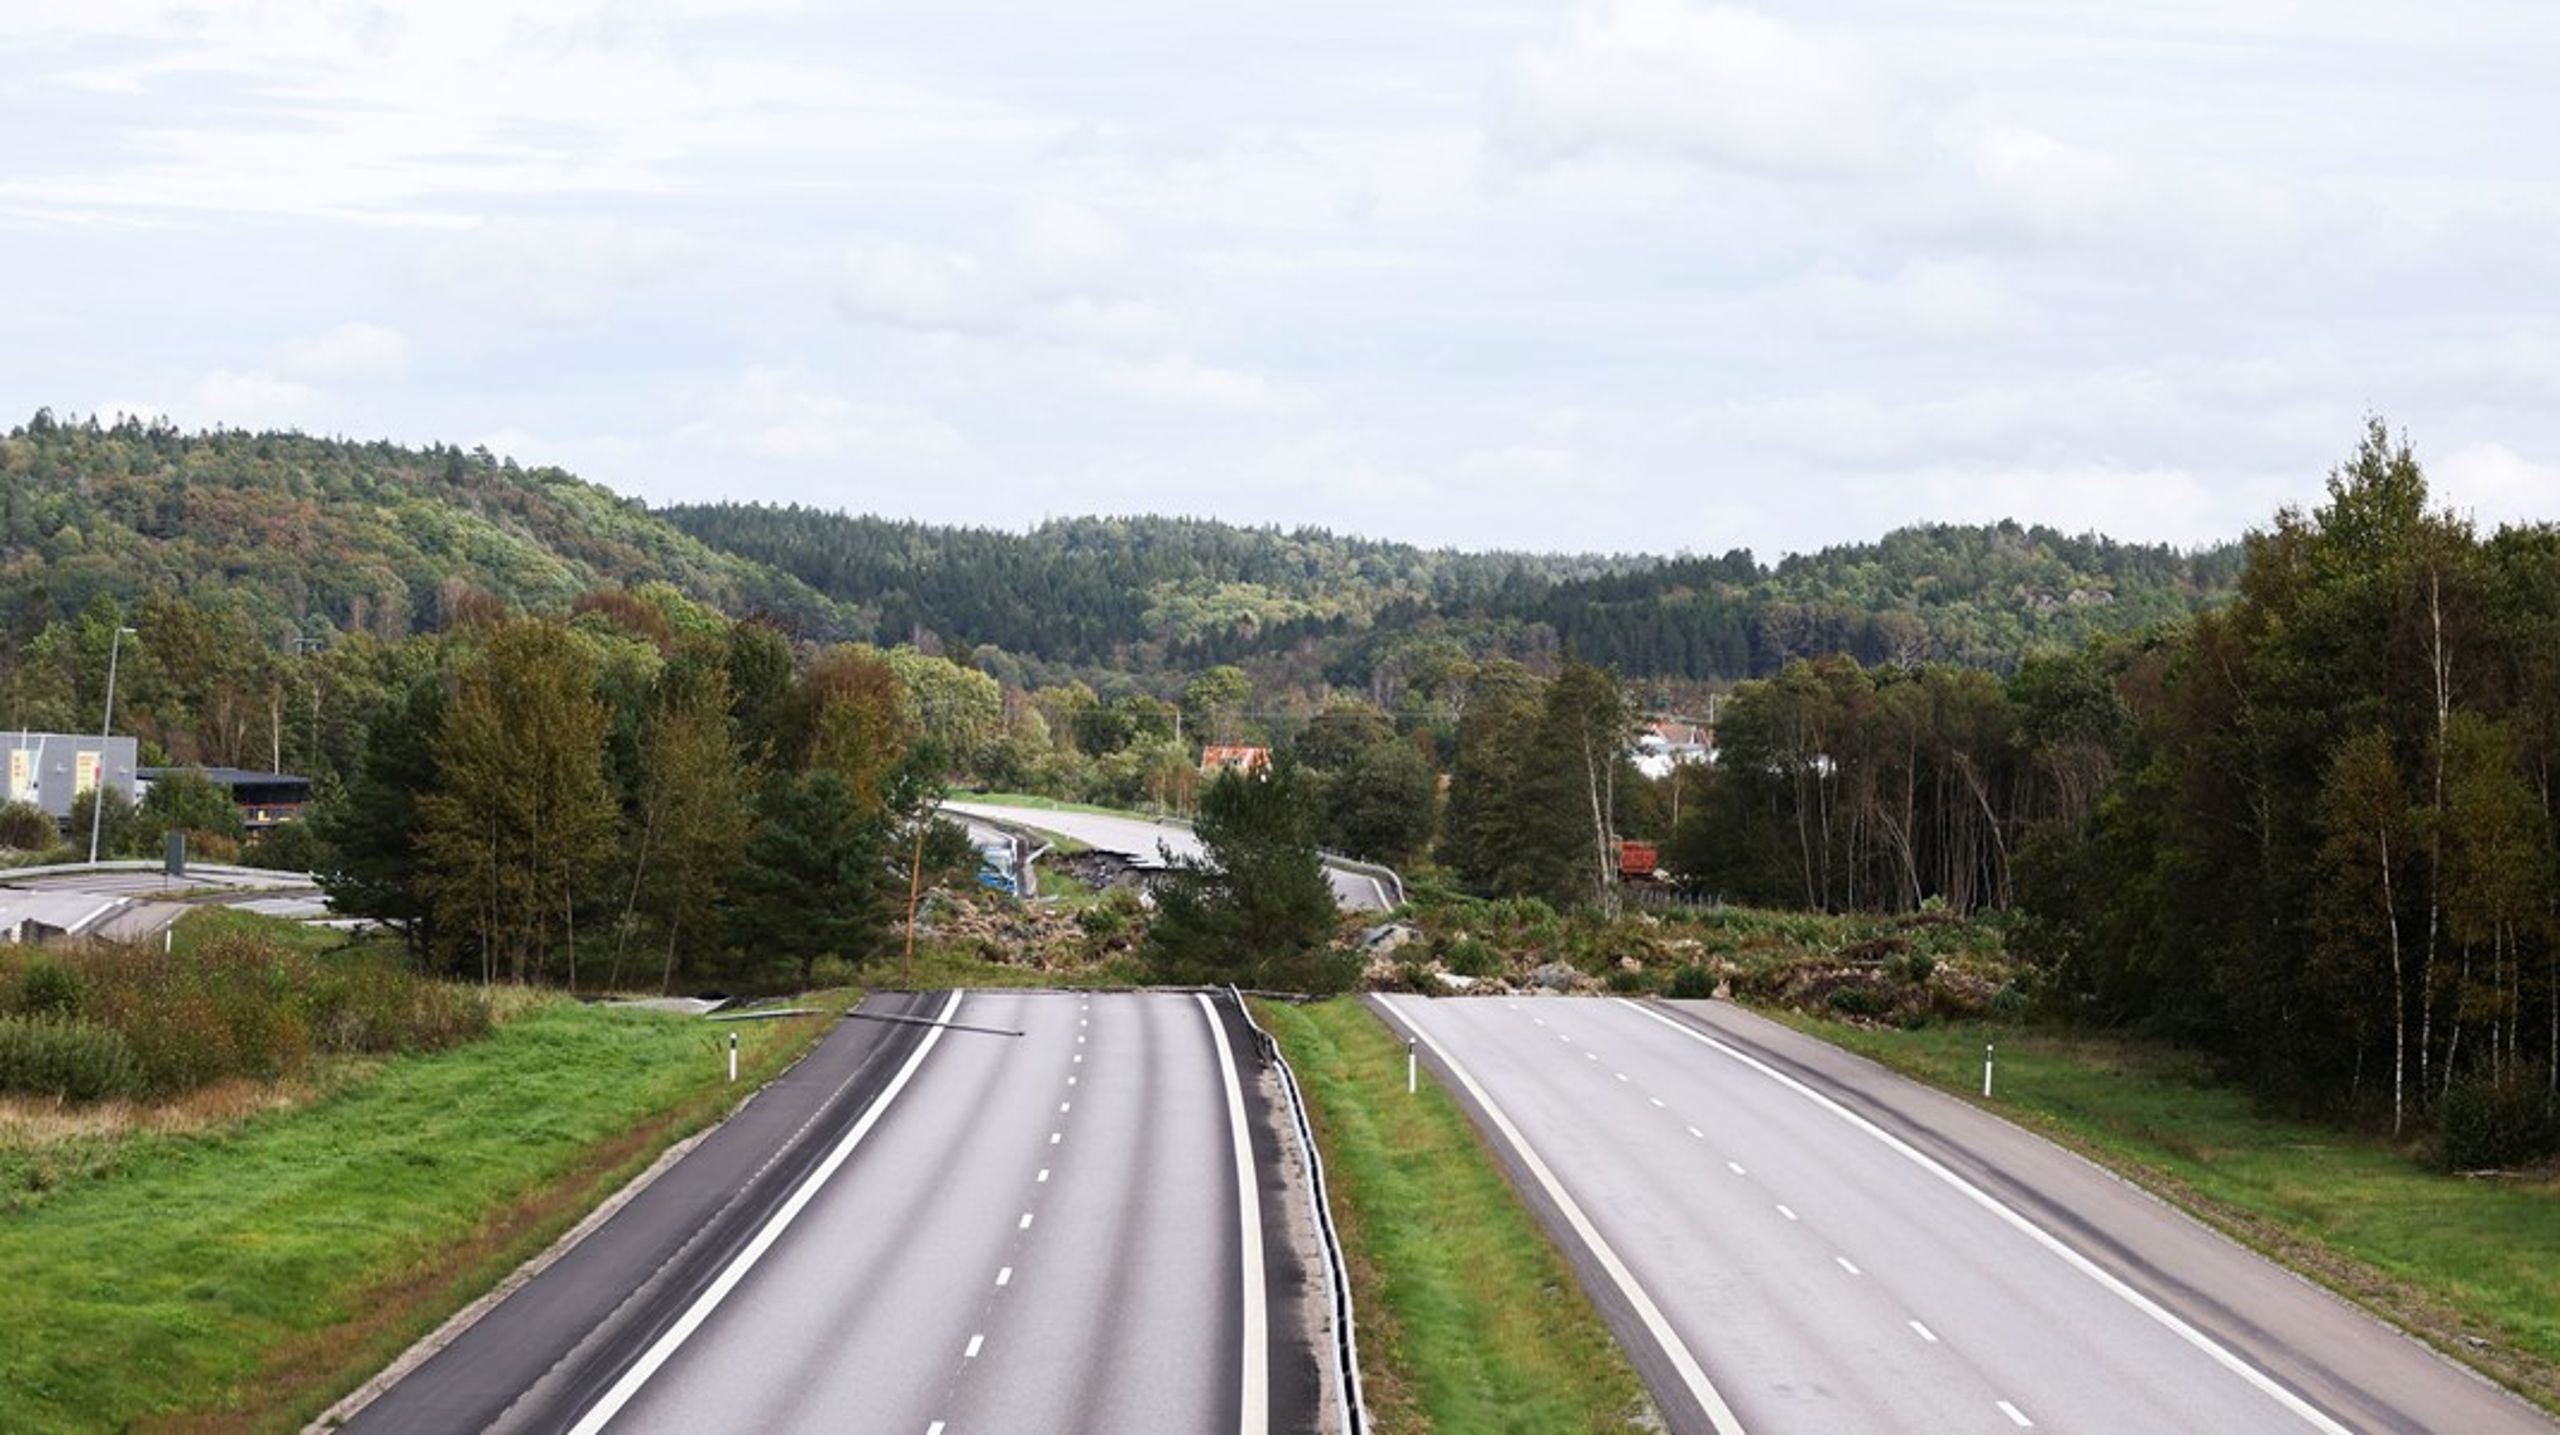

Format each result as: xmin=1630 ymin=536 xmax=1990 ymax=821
xmin=88 ymin=625 xmax=137 ymax=865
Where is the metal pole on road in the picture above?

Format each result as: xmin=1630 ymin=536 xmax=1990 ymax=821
xmin=728 ymin=1031 xmax=738 ymax=1084
xmin=1983 ymin=1041 xmax=1995 ymax=1098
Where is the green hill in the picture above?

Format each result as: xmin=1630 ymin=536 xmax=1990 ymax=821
xmin=0 ymin=412 xmax=2238 ymax=683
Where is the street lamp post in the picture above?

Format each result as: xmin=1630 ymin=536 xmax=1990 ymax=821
xmin=88 ymin=625 xmax=137 ymax=866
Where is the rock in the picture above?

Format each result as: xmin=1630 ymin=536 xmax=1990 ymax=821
xmin=1433 ymin=971 xmax=1479 ymax=992
xmin=1531 ymin=961 xmax=1580 ymax=992
xmin=1617 ymin=955 xmax=1644 ymax=973
xmin=1359 ymin=922 xmax=1422 ymax=955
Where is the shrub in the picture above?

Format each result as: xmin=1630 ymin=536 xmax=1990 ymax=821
xmin=15 ymin=956 xmax=83 ymax=1018
xmin=1603 ymin=965 xmax=1653 ymax=995
xmin=2438 ymin=1073 xmax=2560 ymax=1171
xmin=1825 ymin=985 xmax=1885 ymax=1018
xmin=0 ymin=1015 xmax=143 ymax=1101
xmin=0 ymin=801 xmax=56 ymax=852
xmin=1667 ymin=964 xmax=1714 ymax=1000
xmin=244 ymin=819 xmax=325 ymax=873
xmin=1441 ymin=935 xmax=1499 ymax=978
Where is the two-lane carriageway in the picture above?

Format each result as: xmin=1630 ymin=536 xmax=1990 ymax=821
xmin=347 ymin=990 xmax=1320 ymax=1435
xmin=1375 ymin=993 xmax=2554 ymax=1435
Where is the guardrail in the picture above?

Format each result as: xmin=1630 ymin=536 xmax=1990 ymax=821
xmin=1229 ymin=985 xmax=1368 ymax=1435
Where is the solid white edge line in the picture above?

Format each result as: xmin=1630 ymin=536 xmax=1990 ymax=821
xmin=1619 ymin=1000 xmax=2352 ymax=1435
xmin=567 ymin=989 xmax=967 ymax=1434
xmin=1196 ymin=993 xmax=1270 ymax=1435
xmin=1379 ymin=997 xmax=1747 ymax=1435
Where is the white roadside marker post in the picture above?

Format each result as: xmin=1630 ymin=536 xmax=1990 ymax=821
xmin=1407 ymin=1037 xmax=1417 ymax=1096
xmin=728 ymin=1031 xmax=739 ymax=1084
xmin=1983 ymin=1041 xmax=1995 ymax=1098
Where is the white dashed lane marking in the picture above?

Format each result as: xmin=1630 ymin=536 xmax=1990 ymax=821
xmin=1776 ymin=1204 xmax=1798 ymax=1222
xmin=1909 ymin=1320 xmax=1937 ymax=1343
xmin=1018 ymin=1212 xmax=1034 ymax=1230
xmin=996 ymin=1267 xmax=1012 ymax=1287
xmin=1998 ymin=1399 xmax=2035 ymax=1428
xmin=1727 ymin=1161 xmax=1747 ymax=1176
xmin=964 ymin=1334 xmax=984 ymax=1359
xmin=1835 ymin=1256 xmax=1862 ymax=1276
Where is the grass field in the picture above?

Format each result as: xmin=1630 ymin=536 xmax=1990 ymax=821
xmin=0 ymin=995 xmax=838 ymax=1432
xmin=1256 ymin=997 xmax=1654 ymax=1434
xmin=1774 ymin=1013 xmax=2560 ymax=1414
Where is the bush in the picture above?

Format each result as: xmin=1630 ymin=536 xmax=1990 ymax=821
xmin=244 ymin=819 xmax=324 ymax=873
xmin=0 ymin=801 xmax=56 ymax=852
xmin=2438 ymin=1073 xmax=2560 ymax=1171
xmin=1667 ymin=964 xmax=1714 ymax=1000
xmin=62 ymin=932 xmax=493 ymax=1097
xmin=0 ymin=1015 xmax=143 ymax=1101
xmin=14 ymin=956 xmax=83 ymax=1018
xmin=1825 ymin=985 xmax=1886 ymax=1018
xmin=1441 ymin=935 xmax=1499 ymax=978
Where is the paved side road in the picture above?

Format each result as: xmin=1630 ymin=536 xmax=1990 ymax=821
xmin=1374 ymin=993 xmax=2554 ymax=1435
xmin=342 ymin=990 xmax=1322 ymax=1434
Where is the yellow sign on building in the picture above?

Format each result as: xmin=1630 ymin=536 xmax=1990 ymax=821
xmin=6 ymin=749 xmax=27 ymax=804
xmin=74 ymin=751 xmax=99 ymax=796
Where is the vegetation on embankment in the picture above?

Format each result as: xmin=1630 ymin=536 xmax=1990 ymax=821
xmin=1256 ymin=997 xmax=1656 ymax=1434
xmin=0 ymin=994 xmax=835 ymax=1433
xmin=1771 ymin=1013 xmax=2560 ymax=1415
xmin=1380 ymin=889 xmax=2023 ymax=1017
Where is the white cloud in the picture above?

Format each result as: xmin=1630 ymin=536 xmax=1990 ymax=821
xmin=1773 ymin=259 xmax=2032 ymax=340
xmin=2431 ymin=443 xmax=2560 ymax=531
xmin=1099 ymin=356 xmax=1306 ymax=414
xmin=276 ymin=322 xmax=410 ymax=382
xmin=1498 ymin=0 xmax=1910 ymax=174
xmin=676 ymin=366 xmax=966 ymax=464
xmin=192 ymin=369 xmax=319 ymax=424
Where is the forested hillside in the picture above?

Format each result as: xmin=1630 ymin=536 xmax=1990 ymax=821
xmin=0 ymin=411 xmax=856 ymax=643
xmin=665 ymin=502 xmax=2240 ymax=685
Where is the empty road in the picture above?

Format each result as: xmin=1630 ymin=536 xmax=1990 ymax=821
xmin=945 ymin=800 xmax=1398 ymax=911
xmin=347 ymin=990 xmax=1319 ymax=1434
xmin=1374 ymin=994 xmax=2553 ymax=1435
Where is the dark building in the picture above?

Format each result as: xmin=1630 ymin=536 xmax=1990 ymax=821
xmin=137 ymin=767 xmax=314 ymax=832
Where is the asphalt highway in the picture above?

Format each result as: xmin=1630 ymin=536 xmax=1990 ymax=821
xmin=945 ymin=800 xmax=1397 ymax=911
xmin=1373 ymin=993 xmax=2555 ymax=1435
xmin=347 ymin=990 xmax=1317 ymax=1434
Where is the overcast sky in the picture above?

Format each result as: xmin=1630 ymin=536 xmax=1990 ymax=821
xmin=4 ymin=1 xmax=2556 ymax=557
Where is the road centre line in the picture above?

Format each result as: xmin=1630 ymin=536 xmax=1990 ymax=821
xmin=1909 ymin=1320 xmax=1937 ymax=1343
xmin=1998 ymin=1399 xmax=2035 ymax=1427
xmin=996 ymin=1267 xmax=1012 ymax=1287
xmin=565 ymin=990 xmax=966 ymax=1435
xmin=1618 ymin=999 xmax=2353 ymax=1435
xmin=964 ymin=1334 xmax=984 ymax=1359
xmin=1381 ymin=1002 xmax=1747 ymax=1435
xmin=1727 ymin=1161 xmax=1747 ymax=1176
xmin=1019 ymin=1212 xmax=1034 ymax=1230
xmin=1776 ymin=1204 xmax=1798 ymax=1222
xmin=1194 ymin=992 xmax=1270 ymax=1435
xmin=1835 ymin=1256 xmax=1861 ymax=1276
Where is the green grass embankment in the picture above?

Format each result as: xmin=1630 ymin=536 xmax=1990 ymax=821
xmin=1771 ymin=1014 xmax=2560 ymax=1414
xmin=0 ymin=997 xmax=835 ymax=1433
xmin=1256 ymin=997 xmax=1654 ymax=1434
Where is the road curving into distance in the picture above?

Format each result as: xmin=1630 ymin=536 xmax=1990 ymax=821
xmin=342 ymin=990 xmax=1321 ymax=1435
xmin=943 ymin=800 xmax=1399 ymax=912
xmin=1372 ymin=992 xmax=2556 ymax=1435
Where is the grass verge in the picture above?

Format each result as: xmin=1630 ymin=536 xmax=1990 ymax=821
xmin=0 ymin=995 xmax=838 ymax=1433
xmin=1256 ymin=997 xmax=1654 ymax=1434
xmin=1768 ymin=1013 xmax=2560 ymax=1414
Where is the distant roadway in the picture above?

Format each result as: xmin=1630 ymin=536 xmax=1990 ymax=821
xmin=1374 ymin=993 xmax=2555 ymax=1435
xmin=944 ymin=800 xmax=1399 ymax=912
xmin=344 ymin=990 xmax=1319 ymax=1434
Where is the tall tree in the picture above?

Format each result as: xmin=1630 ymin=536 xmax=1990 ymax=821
xmin=1143 ymin=763 xmax=1343 ymax=991
xmin=416 ymin=620 xmax=619 ymax=986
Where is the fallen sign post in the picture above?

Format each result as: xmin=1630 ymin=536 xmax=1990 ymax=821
xmin=843 ymin=1008 xmax=1026 ymax=1039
